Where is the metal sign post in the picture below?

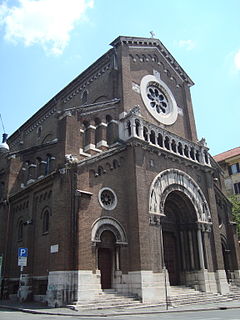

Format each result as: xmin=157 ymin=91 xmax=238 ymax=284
xmin=18 ymin=248 xmax=28 ymax=301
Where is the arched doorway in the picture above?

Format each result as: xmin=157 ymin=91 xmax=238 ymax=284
xmin=162 ymin=191 xmax=201 ymax=286
xmin=149 ymin=169 xmax=212 ymax=288
xmin=98 ymin=231 xmax=116 ymax=289
xmin=91 ymin=217 xmax=128 ymax=290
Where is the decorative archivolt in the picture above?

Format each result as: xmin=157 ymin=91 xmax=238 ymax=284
xmin=149 ymin=169 xmax=211 ymax=223
xmin=91 ymin=217 xmax=128 ymax=245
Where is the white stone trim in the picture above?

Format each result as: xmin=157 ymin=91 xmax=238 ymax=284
xmin=84 ymin=144 xmax=102 ymax=153
xmin=46 ymin=270 xmax=102 ymax=307
xmin=140 ymin=74 xmax=178 ymax=125
xmin=149 ymin=168 xmax=211 ymax=223
xmin=91 ymin=216 xmax=127 ymax=245
xmin=79 ymin=148 xmax=91 ymax=157
xmin=98 ymin=187 xmax=117 ymax=210
xmin=96 ymin=140 xmax=108 ymax=148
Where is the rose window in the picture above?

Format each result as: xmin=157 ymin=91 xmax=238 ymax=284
xmin=140 ymin=75 xmax=178 ymax=125
xmin=99 ymin=188 xmax=117 ymax=210
xmin=147 ymin=85 xmax=169 ymax=114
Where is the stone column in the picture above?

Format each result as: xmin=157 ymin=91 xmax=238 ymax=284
xmin=197 ymin=227 xmax=205 ymax=270
xmin=188 ymin=230 xmax=195 ymax=270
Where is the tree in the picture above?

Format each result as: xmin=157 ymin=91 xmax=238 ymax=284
xmin=229 ymin=195 xmax=240 ymax=238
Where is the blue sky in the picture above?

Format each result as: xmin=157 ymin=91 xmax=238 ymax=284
xmin=0 ymin=0 xmax=239 ymax=156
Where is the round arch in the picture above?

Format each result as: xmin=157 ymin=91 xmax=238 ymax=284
xmin=91 ymin=217 xmax=128 ymax=245
xmin=149 ymin=169 xmax=211 ymax=223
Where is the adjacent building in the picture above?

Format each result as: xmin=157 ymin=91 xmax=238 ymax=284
xmin=214 ymin=147 xmax=240 ymax=199
xmin=0 ymin=36 xmax=240 ymax=307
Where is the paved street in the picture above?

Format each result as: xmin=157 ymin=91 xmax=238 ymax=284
xmin=1 ymin=308 xmax=240 ymax=320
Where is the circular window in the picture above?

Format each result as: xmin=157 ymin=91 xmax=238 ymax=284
xmin=98 ymin=187 xmax=117 ymax=210
xmin=140 ymin=75 xmax=178 ymax=125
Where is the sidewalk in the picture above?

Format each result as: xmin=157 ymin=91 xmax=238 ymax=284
xmin=0 ymin=298 xmax=240 ymax=317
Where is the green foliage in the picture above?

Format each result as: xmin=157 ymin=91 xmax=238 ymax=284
xmin=229 ymin=195 xmax=240 ymax=238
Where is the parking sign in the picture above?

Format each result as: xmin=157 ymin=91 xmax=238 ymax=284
xmin=18 ymin=248 xmax=28 ymax=257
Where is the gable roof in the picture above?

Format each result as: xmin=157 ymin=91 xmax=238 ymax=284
xmin=110 ymin=36 xmax=194 ymax=86
xmin=213 ymin=147 xmax=240 ymax=162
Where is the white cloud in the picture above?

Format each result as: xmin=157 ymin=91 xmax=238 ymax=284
xmin=0 ymin=0 xmax=94 ymax=55
xmin=234 ymin=49 xmax=240 ymax=71
xmin=178 ymin=39 xmax=196 ymax=51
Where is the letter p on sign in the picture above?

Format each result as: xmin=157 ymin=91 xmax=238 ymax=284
xmin=18 ymin=248 xmax=28 ymax=257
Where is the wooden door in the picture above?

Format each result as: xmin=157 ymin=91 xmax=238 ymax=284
xmin=163 ymin=232 xmax=179 ymax=285
xmin=98 ymin=248 xmax=112 ymax=289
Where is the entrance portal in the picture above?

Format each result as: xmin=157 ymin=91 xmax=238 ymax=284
xmin=162 ymin=191 xmax=200 ymax=286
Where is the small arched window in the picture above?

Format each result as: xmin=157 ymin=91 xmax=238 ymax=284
xmin=113 ymin=159 xmax=119 ymax=169
xmin=150 ymin=130 xmax=156 ymax=144
xmin=157 ymin=133 xmax=163 ymax=147
xmin=18 ymin=220 xmax=24 ymax=241
xmin=135 ymin=119 xmax=140 ymax=137
xmin=164 ymin=136 xmax=170 ymax=150
xmin=98 ymin=166 xmax=104 ymax=176
xmin=82 ymin=90 xmax=88 ymax=105
xmin=143 ymin=127 xmax=148 ymax=141
xmin=42 ymin=209 xmax=50 ymax=234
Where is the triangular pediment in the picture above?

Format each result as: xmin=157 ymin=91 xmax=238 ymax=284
xmin=110 ymin=36 xmax=194 ymax=86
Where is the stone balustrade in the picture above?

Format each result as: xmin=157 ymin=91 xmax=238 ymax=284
xmin=119 ymin=111 xmax=210 ymax=167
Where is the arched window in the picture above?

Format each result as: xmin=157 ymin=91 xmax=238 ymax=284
xmin=42 ymin=209 xmax=50 ymax=234
xmin=204 ymin=151 xmax=209 ymax=164
xmin=157 ymin=133 xmax=163 ymax=147
xmin=164 ymin=136 xmax=170 ymax=150
xmin=178 ymin=142 xmax=183 ymax=155
xmin=98 ymin=166 xmax=104 ymax=176
xmin=171 ymin=140 xmax=177 ymax=153
xmin=113 ymin=159 xmax=119 ymax=169
xmin=184 ymin=145 xmax=189 ymax=158
xmin=190 ymin=147 xmax=195 ymax=160
xmin=18 ymin=220 xmax=24 ymax=241
xmin=82 ymin=90 xmax=88 ymax=104
xmin=135 ymin=119 xmax=140 ymax=137
xmin=143 ymin=127 xmax=148 ymax=141
xmin=150 ymin=130 xmax=156 ymax=144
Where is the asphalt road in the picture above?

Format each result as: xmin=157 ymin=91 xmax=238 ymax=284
xmin=0 ymin=308 xmax=240 ymax=320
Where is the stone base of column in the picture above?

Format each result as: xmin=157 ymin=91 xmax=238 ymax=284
xmin=46 ymin=270 xmax=103 ymax=307
xmin=233 ymin=270 xmax=240 ymax=285
xmin=215 ymin=269 xmax=229 ymax=294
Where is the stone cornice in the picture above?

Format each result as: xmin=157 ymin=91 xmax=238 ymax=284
xmin=77 ymin=144 xmax=127 ymax=169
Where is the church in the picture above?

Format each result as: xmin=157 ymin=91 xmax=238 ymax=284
xmin=0 ymin=36 xmax=240 ymax=307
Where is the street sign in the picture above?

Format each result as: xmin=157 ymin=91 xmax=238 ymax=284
xmin=18 ymin=257 xmax=27 ymax=267
xmin=18 ymin=248 xmax=28 ymax=268
xmin=18 ymin=248 xmax=28 ymax=257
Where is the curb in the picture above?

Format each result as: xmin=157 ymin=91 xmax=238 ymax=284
xmin=1 ymin=304 xmax=240 ymax=317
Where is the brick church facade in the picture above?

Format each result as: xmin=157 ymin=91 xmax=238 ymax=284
xmin=0 ymin=36 xmax=240 ymax=307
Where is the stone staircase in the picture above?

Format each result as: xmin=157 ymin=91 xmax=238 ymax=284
xmin=228 ymin=283 xmax=240 ymax=300
xmin=165 ymin=286 xmax=233 ymax=307
xmin=68 ymin=289 xmax=142 ymax=311
xmin=68 ymin=285 xmax=240 ymax=311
